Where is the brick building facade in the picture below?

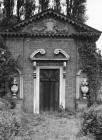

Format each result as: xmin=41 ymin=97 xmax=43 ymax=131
xmin=0 ymin=9 xmax=101 ymax=113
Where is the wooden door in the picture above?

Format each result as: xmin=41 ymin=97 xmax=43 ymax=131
xmin=40 ymin=69 xmax=59 ymax=111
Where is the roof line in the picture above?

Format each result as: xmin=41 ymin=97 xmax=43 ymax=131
xmin=10 ymin=9 xmax=101 ymax=35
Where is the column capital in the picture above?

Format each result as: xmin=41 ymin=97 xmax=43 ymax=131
xmin=63 ymin=71 xmax=66 ymax=78
xmin=63 ymin=62 xmax=67 ymax=71
xmin=33 ymin=61 xmax=37 ymax=70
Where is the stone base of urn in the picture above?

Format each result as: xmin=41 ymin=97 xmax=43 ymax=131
xmin=76 ymin=99 xmax=88 ymax=111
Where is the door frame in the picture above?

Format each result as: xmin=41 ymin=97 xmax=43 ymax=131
xmin=33 ymin=66 xmax=65 ymax=114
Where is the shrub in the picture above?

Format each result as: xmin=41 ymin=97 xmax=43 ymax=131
xmin=0 ymin=109 xmax=33 ymax=140
xmin=81 ymin=104 xmax=102 ymax=140
xmin=0 ymin=110 xmax=21 ymax=140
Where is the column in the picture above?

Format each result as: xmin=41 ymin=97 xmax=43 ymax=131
xmin=33 ymin=62 xmax=39 ymax=114
xmin=19 ymin=74 xmax=23 ymax=99
xmin=59 ymin=62 xmax=66 ymax=110
xmin=62 ymin=71 xmax=66 ymax=109
xmin=76 ymin=74 xmax=80 ymax=99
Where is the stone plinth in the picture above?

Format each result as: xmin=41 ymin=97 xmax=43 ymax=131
xmin=76 ymin=99 xmax=88 ymax=111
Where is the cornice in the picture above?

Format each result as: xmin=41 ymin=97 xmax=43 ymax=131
xmin=7 ymin=9 xmax=101 ymax=36
xmin=0 ymin=32 xmax=100 ymax=41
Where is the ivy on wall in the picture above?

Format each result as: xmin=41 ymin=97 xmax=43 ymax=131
xmin=0 ymin=36 xmax=19 ymax=97
xmin=78 ymin=39 xmax=102 ymax=105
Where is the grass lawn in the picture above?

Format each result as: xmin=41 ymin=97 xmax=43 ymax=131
xmin=17 ymin=111 xmax=93 ymax=140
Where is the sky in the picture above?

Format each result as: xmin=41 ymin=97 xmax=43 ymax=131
xmin=86 ymin=0 xmax=102 ymax=51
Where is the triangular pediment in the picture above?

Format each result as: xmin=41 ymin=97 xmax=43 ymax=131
xmin=10 ymin=9 xmax=101 ymax=34
xmin=1 ymin=9 xmax=101 ymax=39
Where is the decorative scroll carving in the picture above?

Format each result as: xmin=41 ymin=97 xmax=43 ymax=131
xmin=30 ymin=49 xmax=46 ymax=60
xmin=77 ymin=70 xmax=82 ymax=76
xmin=54 ymin=49 xmax=70 ymax=60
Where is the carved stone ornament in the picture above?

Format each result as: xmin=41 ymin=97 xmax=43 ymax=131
xmin=45 ymin=21 xmax=56 ymax=32
xmin=30 ymin=49 xmax=46 ymax=60
xmin=54 ymin=49 xmax=70 ymax=60
xmin=32 ymin=21 xmax=69 ymax=34
xmin=32 ymin=26 xmax=45 ymax=32
xmin=33 ymin=61 xmax=37 ymax=69
xmin=63 ymin=71 xmax=66 ymax=78
xmin=32 ymin=21 xmax=56 ymax=33
xmin=33 ymin=71 xmax=36 ymax=79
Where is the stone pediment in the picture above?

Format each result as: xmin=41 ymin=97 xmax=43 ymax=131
xmin=19 ymin=18 xmax=75 ymax=36
xmin=30 ymin=49 xmax=70 ymax=61
xmin=2 ymin=9 xmax=100 ymax=39
xmin=10 ymin=9 xmax=101 ymax=36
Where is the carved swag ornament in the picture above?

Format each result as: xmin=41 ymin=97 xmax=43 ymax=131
xmin=32 ymin=21 xmax=69 ymax=34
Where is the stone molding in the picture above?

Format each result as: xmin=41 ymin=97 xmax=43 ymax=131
xmin=54 ymin=49 xmax=70 ymax=60
xmin=30 ymin=48 xmax=70 ymax=61
xmin=30 ymin=49 xmax=46 ymax=60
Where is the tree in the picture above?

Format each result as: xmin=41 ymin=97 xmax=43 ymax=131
xmin=54 ymin=0 xmax=61 ymax=12
xmin=39 ymin=0 xmax=49 ymax=12
xmin=3 ymin=0 xmax=14 ymax=19
xmin=0 ymin=0 xmax=87 ymax=23
xmin=24 ymin=0 xmax=35 ymax=19
xmin=66 ymin=0 xmax=87 ymax=23
xmin=17 ymin=0 xmax=24 ymax=21
xmin=0 ymin=0 xmax=16 ymax=30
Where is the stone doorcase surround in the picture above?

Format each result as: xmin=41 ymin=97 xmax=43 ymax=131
xmin=30 ymin=49 xmax=70 ymax=114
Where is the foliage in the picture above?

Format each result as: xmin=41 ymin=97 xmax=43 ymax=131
xmin=17 ymin=0 xmax=24 ymax=21
xmin=0 ymin=0 xmax=87 ymax=25
xmin=24 ymin=0 xmax=35 ymax=20
xmin=78 ymin=40 xmax=102 ymax=105
xmin=0 ymin=109 xmax=33 ymax=140
xmin=0 ymin=37 xmax=18 ymax=97
xmin=66 ymin=0 xmax=87 ymax=23
xmin=0 ymin=41 xmax=17 ymax=77
xmin=0 ymin=0 xmax=16 ymax=30
xmin=81 ymin=105 xmax=102 ymax=140
xmin=39 ymin=0 xmax=49 ymax=12
xmin=4 ymin=0 xmax=14 ymax=19
xmin=54 ymin=0 xmax=61 ymax=12
xmin=0 ymin=110 xmax=21 ymax=140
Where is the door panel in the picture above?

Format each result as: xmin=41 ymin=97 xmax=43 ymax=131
xmin=40 ymin=69 xmax=59 ymax=111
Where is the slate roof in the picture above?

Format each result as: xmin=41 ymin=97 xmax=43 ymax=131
xmin=0 ymin=9 xmax=101 ymax=40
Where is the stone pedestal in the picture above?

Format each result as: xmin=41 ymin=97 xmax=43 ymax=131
xmin=13 ymin=99 xmax=23 ymax=122
xmin=76 ymin=99 xmax=88 ymax=111
xmin=97 ymin=93 xmax=102 ymax=104
xmin=15 ymin=99 xmax=23 ymax=111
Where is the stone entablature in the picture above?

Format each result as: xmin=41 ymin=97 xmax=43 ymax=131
xmin=30 ymin=48 xmax=70 ymax=61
